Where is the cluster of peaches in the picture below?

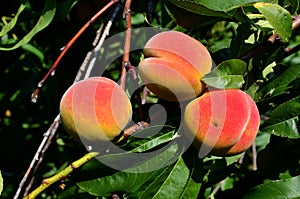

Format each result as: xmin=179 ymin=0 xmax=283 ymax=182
xmin=59 ymin=31 xmax=260 ymax=157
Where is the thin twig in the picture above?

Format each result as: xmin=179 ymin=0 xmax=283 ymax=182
xmin=209 ymin=179 xmax=225 ymax=198
xmin=31 ymin=0 xmax=119 ymax=103
xmin=252 ymin=142 xmax=257 ymax=171
xmin=13 ymin=115 xmax=60 ymax=199
xmin=77 ymin=1 xmax=124 ymax=82
xmin=120 ymin=0 xmax=132 ymax=90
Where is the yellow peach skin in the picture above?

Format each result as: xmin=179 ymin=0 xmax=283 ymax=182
xmin=138 ymin=31 xmax=212 ymax=102
xmin=59 ymin=77 xmax=132 ymax=143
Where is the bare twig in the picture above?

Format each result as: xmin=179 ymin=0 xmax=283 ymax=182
xmin=120 ymin=0 xmax=132 ymax=90
xmin=252 ymin=142 xmax=257 ymax=171
xmin=31 ymin=0 xmax=119 ymax=103
xmin=209 ymin=179 xmax=225 ymax=198
xmin=13 ymin=115 xmax=60 ymax=199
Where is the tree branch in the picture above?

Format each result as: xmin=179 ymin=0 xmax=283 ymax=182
xmin=23 ymin=152 xmax=99 ymax=199
xmin=119 ymin=0 xmax=132 ymax=90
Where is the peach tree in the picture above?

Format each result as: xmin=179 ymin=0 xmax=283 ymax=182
xmin=0 ymin=0 xmax=299 ymax=198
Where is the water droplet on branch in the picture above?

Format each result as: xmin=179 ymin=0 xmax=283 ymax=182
xmin=38 ymin=82 xmax=43 ymax=88
xmin=31 ymin=93 xmax=38 ymax=103
xmin=51 ymin=69 xmax=56 ymax=76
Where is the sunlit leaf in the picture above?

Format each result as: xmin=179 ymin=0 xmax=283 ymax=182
xmin=0 ymin=0 xmax=28 ymax=37
xmin=202 ymin=59 xmax=246 ymax=89
xmin=254 ymin=2 xmax=292 ymax=42
xmin=0 ymin=0 xmax=56 ymax=50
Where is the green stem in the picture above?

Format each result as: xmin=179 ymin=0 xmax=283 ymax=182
xmin=23 ymin=152 xmax=99 ymax=199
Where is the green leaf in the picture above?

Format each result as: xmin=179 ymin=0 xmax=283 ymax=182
xmin=167 ymin=0 xmax=230 ymax=18
xmin=261 ymin=95 xmax=300 ymax=138
xmin=0 ymin=0 xmax=28 ymax=37
xmin=244 ymin=175 xmax=300 ymax=199
xmin=254 ymin=2 xmax=292 ymax=42
xmin=257 ymin=64 xmax=300 ymax=99
xmin=179 ymin=152 xmax=203 ymax=199
xmin=130 ymin=157 xmax=190 ymax=199
xmin=123 ymin=125 xmax=176 ymax=152
xmin=191 ymin=0 xmax=269 ymax=12
xmin=0 ymin=0 xmax=56 ymax=50
xmin=0 ymin=171 xmax=3 ymax=196
xmin=202 ymin=59 xmax=247 ymax=89
xmin=21 ymin=43 xmax=45 ymax=62
xmin=167 ymin=0 xmax=272 ymax=18
xmin=78 ymin=142 xmax=181 ymax=196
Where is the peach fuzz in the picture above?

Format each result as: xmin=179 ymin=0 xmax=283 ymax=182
xmin=183 ymin=89 xmax=251 ymax=156
xmin=138 ymin=31 xmax=212 ymax=102
xmin=225 ymin=93 xmax=260 ymax=156
xmin=59 ymin=77 xmax=132 ymax=143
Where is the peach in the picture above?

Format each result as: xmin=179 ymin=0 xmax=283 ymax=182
xmin=183 ymin=89 xmax=253 ymax=156
xmin=59 ymin=77 xmax=132 ymax=143
xmin=138 ymin=31 xmax=212 ymax=102
xmin=225 ymin=93 xmax=260 ymax=156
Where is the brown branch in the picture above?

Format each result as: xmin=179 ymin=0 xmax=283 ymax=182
xmin=119 ymin=0 xmax=132 ymax=90
xmin=31 ymin=0 xmax=119 ymax=103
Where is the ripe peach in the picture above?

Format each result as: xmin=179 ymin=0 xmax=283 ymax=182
xmin=183 ymin=89 xmax=254 ymax=156
xmin=59 ymin=77 xmax=132 ymax=143
xmin=138 ymin=31 xmax=212 ymax=102
xmin=225 ymin=94 xmax=260 ymax=156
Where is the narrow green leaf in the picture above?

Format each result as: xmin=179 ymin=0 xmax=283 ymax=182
xmin=244 ymin=175 xmax=300 ymax=199
xmin=202 ymin=59 xmax=247 ymax=89
xmin=261 ymin=95 xmax=300 ymax=138
xmin=254 ymin=2 xmax=292 ymax=42
xmin=21 ymin=43 xmax=45 ymax=62
xmin=0 ymin=0 xmax=28 ymax=37
xmin=0 ymin=0 xmax=56 ymax=50
xmin=0 ymin=171 xmax=3 ymax=196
